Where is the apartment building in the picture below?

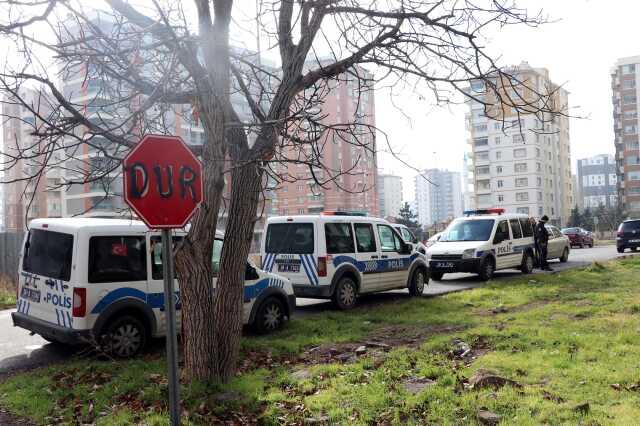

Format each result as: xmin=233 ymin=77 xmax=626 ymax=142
xmin=1 ymin=89 xmax=62 ymax=231
xmin=415 ymin=168 xmax=463 ymax=226
xmin=576 ymin=154 xmax=617 ymax=209
xmin=611 ymin=56 xmax=640 ymax=217
xmin=271 ymin=65 xmax=378 ymax=217
xmin=466 ymin=62 xmax=573 ymax=225
xmin=378 ymin=173 xmax=403 ymax=218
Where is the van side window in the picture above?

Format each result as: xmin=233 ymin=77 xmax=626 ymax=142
xmin=22 ymin=229 xmax=73 ymax=281
xmin=151 ymin=236 xmax=184 ymax=280
xmin=509 ymin=219 xmax=523 ymax=239
xmin=325 ymin=223 xmax=355 ymax=254
xmin=89 ymin=236 xmax=146 ymax=283
xmin=377 ymin=225 xmax=401 ymax=252
xmin=494 ymin=220 xmax=510 ymax=243
xmin=519 ymin=218 xmax=534 ymax=237
xmin=354 ymin=223 xmax=377 ymax=252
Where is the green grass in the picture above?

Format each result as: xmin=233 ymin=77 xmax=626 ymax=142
xmin=3 ymin=258 xmax=640 ymax=424
xmin=0 ymin=275 xmax=16 ymax=309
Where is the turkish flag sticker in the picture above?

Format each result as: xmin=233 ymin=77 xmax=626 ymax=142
xmin=111 ymin=242 xmax=128 ymax=257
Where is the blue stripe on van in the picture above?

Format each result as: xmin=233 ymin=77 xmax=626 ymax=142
xmin=91 ymin=288 xmax=147 ymax=314
xmin=299 ymin=254 xmax=316 ymax=285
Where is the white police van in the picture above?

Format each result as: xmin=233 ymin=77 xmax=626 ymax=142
xmin=426 ymin=209 xmax=536 ymax=281
xmin=260 ymin=212 xmax=429 ymax=309
xmin=12 ymin=218 xmax=295 ymax=358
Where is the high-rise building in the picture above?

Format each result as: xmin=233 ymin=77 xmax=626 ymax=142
xmin=611 ymin=56 xmax=640 ymax=217
xmin=576 ymin=154 xmax=617 ymax=209
xmin=271 ymin=65 xmax=378 ymax=216
xmin=377 ymin=173 xmax=403 ymax=218
xmin=415 ymin=169 xmax=463 ymax=226
xmin=2 ymin=88 xmax=61 ymax=231
xmin=466 ymin=62 xmax=572 ymax=225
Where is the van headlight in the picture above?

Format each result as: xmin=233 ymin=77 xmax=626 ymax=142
xmin=461 ymin=248 xmax=475 ymax=259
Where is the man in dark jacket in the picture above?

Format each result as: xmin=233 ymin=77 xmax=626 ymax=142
xmin=535 ymin=215 xmax=552 ymax=271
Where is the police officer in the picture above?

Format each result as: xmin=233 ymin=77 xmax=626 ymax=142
xmin=535 ymin=215 xmax=552 ymax=271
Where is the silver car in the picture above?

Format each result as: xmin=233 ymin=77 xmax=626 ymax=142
xmin=545 ymin=225 xmax=570 ymax=263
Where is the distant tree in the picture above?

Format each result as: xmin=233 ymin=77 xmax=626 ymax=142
xmin=396 ymin=202 xmax=419 ymax=229
xmin=568 ymin=205 xmax=582 ymax=227
xmin=595 ymin=203 xmax=624 ymax=232
xmin=581 ymin=208 xmax=595 ymax=231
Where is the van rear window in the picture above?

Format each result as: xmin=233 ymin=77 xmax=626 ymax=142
xmin=22 ymin=229 xmax=73 ymax=281
xmin=265 ymin=223 xmax=314 ymax=254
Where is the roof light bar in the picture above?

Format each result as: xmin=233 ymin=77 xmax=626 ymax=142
xmin=463 ymin=208 xmax=505 ymax=216
xmin=321 ymin=211 xmax=368 ymax=216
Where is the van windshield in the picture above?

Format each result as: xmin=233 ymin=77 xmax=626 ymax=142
xmin=440 ymin=219 xmax=495 ymax=242
xmin=22 ymin=229 xmax=74 ymax=281
xmin=265 ymin=223 xmax=314 ymax=254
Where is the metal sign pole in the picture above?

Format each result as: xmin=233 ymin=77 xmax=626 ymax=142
xmin=162 ymin=228 xmax=180 ymax=425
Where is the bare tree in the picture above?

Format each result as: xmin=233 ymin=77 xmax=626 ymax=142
xmin=0 ymin=0 xmax=562 ymax=383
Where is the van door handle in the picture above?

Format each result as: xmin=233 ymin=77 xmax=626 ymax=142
xmin=370 ymin=255 xmax=379 ymax=259
xmin=380 ymin=255 xmax=388 ymax=259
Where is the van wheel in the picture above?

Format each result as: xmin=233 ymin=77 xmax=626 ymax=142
xmin=333 ymin=277 xmax=357 ymax=310
xmin=521 ymin=252 xmax=534 ymax=274
xmin=101 ymin=315 xmax=148 ymax=358
xmin=559 ymin=247 xmax=569 ymax=263
xmin=479 ymin=258 xmax=495 ymax=281
xmin=409 ymin=268 xmax=426 ymax=296
xmin=430 ymin=272 xmax=444 ymax=281
xmin=253 ymin=297 xmax=285 ymax=334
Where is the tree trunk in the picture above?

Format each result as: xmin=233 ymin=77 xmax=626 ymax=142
xmin=212 ymin=160 xmax=263 ymax=381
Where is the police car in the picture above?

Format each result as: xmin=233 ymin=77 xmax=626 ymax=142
xmin=260 ymin=212 xmax=429 ymax=310
xmin=12 ymin=218 xmax=295 ymax=358
xmin=426 ymin=209 xmax=536 ymax=281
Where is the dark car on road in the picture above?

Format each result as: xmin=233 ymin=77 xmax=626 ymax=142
xmin=561 ymin=227 xmax=594 ymax=248
xmin=617 ymin=219 xmax=640 ymax=253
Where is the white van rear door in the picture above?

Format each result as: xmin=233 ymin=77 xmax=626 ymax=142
xmin=263 ymin=222 xmax=318 ymax=286
xmin=18 ymin=229 xmax=75 ymax=328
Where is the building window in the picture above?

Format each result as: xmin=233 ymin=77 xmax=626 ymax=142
xmin=536 ymin=148 xmax=541 ymax=157
xmin=474 ymin=124 xmax=487 ymax=132
xmin=515 ymin=177 xmax=528 ymax=187
xmin=476 ymin=166 xmax=490 ymax=175
xmin=476 ymin=151 xmax=489 ymax=161
xmin=623 ymin=95 xmax=637 ymax=105
xmin=623 ymin=79 xmax=636 ymax=89
xmin=493 ymin=122 xmax=501 ymax=130
xmin=498 ymin=195 xmax=504 ymax=202
xmin=628 ymin=171 xmax=640 ymax=181
xmin=513 ymin=148 xmax=526 ymax=158
xmin=512 ymin=134 xmax=524 ymax=143
xmin=627 ymin=156 xmax=640 ymax=165
xmin=515 ymin=163 xmax=527 ymax=173
xmin=495 ymin=136 xmax=501 ymax=145
xmin=624 ymin=125 xmax=637 ymax=135
xmin=495 ymin=151 xmax=502 ymax=159
xmin=537 ymin=192 xmax=542 ymax=201
xmin=496 ymin=166 xmax=503 ymax=174
xmin=497 ymin=180 xmax=504 ymax=188
xmin=516 ymin=207 xmax=530 ymax=214
xmin=516 ymin=192 xmax=529 ymax=202
xmin=477 ymin=194 xmax=491 ymax=205
xmin=623 ymin=64 xmax=636 ymax=74
xmin=474 ymin=137 xmax=489 ymax=147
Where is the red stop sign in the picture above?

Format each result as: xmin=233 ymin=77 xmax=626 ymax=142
xmin=123 ymin=134 xmax=203 ymax=229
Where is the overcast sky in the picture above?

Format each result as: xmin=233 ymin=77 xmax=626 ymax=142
xmin=376 ymin=0 xmax=640 ymax=201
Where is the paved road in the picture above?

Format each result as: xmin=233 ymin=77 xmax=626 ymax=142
xmin=0 ymin=245 xmax=634 ymax=374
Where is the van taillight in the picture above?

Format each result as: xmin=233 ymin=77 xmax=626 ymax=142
xmin=318 ymin=257 xmax=327 ymax=277
xmin=617 ymin=231 xmax=624 ymax=237
xmin=73 ymin=288 xmax=86 ymax=317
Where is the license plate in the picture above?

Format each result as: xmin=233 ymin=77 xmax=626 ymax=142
xmin=20 ymin=287 xmax=41 ymax=303
xmin=629 ymin=239 xmax=640 ymax=243
xmin=435 ymin=262 xmax=455 ymax=269
xmin=278 ymin=263 xmax=300 ymax=273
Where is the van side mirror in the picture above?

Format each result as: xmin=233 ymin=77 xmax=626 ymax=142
xmin=245 ymin=263 xmax=259 ymax=280
xmin=399 ymin=242 xmax=412 ymax=255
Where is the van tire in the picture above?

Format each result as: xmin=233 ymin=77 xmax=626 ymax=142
xmin=252 ymin=297 xmax=286 ymax=334
xmin=333 ymin=277 xmax=357 ymax=310
xmin=478 ymin=258 xmax=495 ymax=281
xmin=430 ymin=272 xmax=444 ymax=281
xmin=409 ymin=268 xmax=427 ymax=296
xmin=101 ymin=315 xmax=148 ymax=358
xmin=521 ymin=252 xmax=534 ymax=274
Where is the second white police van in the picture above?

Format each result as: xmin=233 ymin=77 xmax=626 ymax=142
xmin=13 ymin=218 xmax=295 ymax=358
xmin=260 ymin=212 xmax=429 ymax=309
xmin=427 ymin=209 xmax=536 ymax=281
